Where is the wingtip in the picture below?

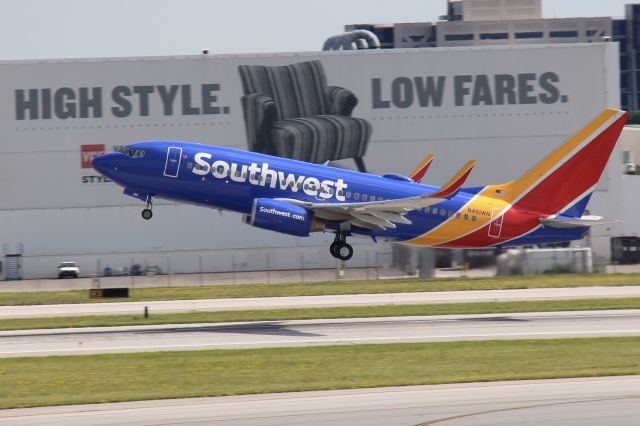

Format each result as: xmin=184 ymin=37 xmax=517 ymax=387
xmin=427 ymin=159 xmax=476 ymax=199
xmin=410 ymin=153 xmax=436 ymax=183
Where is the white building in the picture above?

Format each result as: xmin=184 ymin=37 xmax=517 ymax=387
xmin=0 ymin=43 xmax=624 ymax=278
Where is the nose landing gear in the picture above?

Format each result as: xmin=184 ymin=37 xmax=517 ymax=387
xmin=330 ymin=232 xmax=353 ymax=261
xmin=141 ymin=196 xmax=153 ymax=220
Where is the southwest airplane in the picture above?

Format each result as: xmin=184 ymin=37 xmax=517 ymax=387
xmin=92 ymin=108 xmax=628 ymax=261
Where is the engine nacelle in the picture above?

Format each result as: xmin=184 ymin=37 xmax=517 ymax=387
xmin=243 ymin=198 xmax=326 ymax=237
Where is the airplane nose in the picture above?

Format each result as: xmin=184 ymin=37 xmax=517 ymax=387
xmin=92 ymin=152 xmax=122 ymax=176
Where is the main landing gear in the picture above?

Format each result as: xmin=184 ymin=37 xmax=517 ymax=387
xmin=330 ymin=232 xmax=353 ymax=261
xmin=141 ymin=196 xmax=153 ymax=220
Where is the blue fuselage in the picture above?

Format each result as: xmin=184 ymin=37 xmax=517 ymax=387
xmin=92 ymin=141 xmax=588 ymax=248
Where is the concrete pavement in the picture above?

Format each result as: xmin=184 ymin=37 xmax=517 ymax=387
xmin=1 ymin=376 xmax=638 ymax=425
xmin=2 ymin=285 xmax=640 ymax=319
xmin=2 ymin=310 xmax=639 ymax=357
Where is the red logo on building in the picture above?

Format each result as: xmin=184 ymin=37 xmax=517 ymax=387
xmin=81 ymin=144 xmax=106 ymax=169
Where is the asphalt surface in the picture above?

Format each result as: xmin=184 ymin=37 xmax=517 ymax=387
xmin=3 ymin=286 xmax=640 ymax=319
xmin=1 ymin=375 xmax=638 ymax=425
xmin=2 ymin=309 xmax=639 ymax=357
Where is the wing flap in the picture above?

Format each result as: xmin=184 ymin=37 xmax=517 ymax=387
xmin=351 ymin=212 xmax=397 ymax=229
xmin=368 ymin=210 xmax=413 ymax=225
xmin=348 ymin=217 xmax=387 ymax=231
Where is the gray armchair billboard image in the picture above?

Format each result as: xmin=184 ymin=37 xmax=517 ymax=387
xmin=238 ymin=60 xmax=371 ymax=172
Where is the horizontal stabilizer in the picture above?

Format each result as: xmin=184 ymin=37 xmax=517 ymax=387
xmin=427 ymin=160 xmax=476 ymax=199
xmin=409 ymin=153 xmax=436 ymax=183
xmin=540 ymin=215 xmax=621 ymax=229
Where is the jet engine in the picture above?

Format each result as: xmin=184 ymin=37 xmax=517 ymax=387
xmin=243 ymin=198 xmax=326 ymax=237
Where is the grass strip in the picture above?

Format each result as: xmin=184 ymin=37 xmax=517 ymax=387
xmin=1 ymin=297 xmax=640 ymax=331
xmin=0 ymin=337 xmax=639 ymax=409
xmin=2 ymin=273 xmax=640 ymax=306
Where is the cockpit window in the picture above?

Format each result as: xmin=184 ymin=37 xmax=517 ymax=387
xmin=128 ymin=148 xmax=145 ymax=158
xmin=117 ymin=146 xmax=146 ymax=158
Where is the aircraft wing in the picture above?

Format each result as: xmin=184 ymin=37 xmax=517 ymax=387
xmin=279 ymin=195 xmax=442 ymax=230
xmin=278 ymin=160 xmax=476 ymax=231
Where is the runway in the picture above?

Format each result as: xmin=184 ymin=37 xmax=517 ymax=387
xmin=3 ymin=285 xmax=640 ymax=319
xmin=1 ymin=375 xmax=638 ymax=425
xmin=2 ymin=310 xmax=639 ymax=357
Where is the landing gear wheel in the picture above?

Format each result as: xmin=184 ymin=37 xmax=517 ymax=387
xmin=333 ymin=242 xmax=353 ymax=261
xmin=330 ymin=241 xmax=341 ymax=257
xmin=142 ymin=195 xmax=153 ymax=220
xmin=330 ymin=231 xmax=353 ymax=261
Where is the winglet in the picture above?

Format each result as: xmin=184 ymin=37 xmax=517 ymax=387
xmin=427 ymin=160 xmax=476 ymax=199
xmin=409 ymin=153 xmax=436 ymax=183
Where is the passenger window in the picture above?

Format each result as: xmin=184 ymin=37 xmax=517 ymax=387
xmin=424 ymin=207 xmax=430 ymax=213
xmin=464 ymin=214 xmax=469 ymax=220
xmin=472 ymin=215 xmax=477 ymax=221
xmin=354 ymin=193 xmax=360 ymax=200
xmin=440 ymin=209 xmax=446 ymax=216
xmin=456 ymin=213 xmax=461 ymax=219
xmin=448 ymin=210 xmax=453 ymax=217
xmin=346 ymin=191 xmax=352 ymax=198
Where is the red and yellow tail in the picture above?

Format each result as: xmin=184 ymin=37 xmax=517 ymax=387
xmin=495 ymin=108 xmax=628 ymax=214
xmin=404 ymin=108 xmax=628 ymax=248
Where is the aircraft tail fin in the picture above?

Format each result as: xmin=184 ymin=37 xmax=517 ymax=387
xmin=489 ymin=109 xmax=628 ymax=216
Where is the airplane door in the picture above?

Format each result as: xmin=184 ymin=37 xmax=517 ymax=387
xmin=488 ymin=208 xmax=504 ymax=239
xmin=164 ymin=147 xmax=182 ymax=178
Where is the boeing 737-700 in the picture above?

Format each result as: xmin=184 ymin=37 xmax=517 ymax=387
xmin=92 ymin=108 xmax=628 ymax=261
